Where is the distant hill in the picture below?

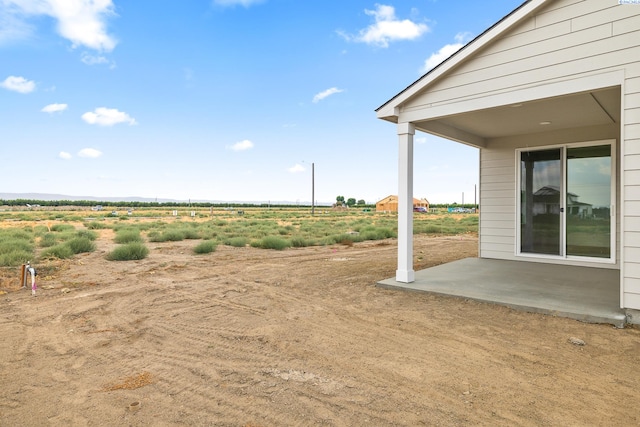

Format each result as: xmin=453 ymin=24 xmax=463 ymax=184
xmin=0 ymin=193 xmax=182 ymax=204
xmin=0 ymin=193 xmax=329 ymax=206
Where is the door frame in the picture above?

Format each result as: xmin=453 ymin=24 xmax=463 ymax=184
xmin=515 ymin=139 xmax=616 ymax=264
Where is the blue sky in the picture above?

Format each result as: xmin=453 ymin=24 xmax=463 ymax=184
xmin=1 ymin=0 xmax=524 ymax=204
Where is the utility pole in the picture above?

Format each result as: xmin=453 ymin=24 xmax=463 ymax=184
xmin=311 ymin=162 xmax=315 ymax=216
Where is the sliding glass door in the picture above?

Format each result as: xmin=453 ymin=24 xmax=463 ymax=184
xmin=566 ymin=145 xmax=611 ymax=258
xmin=518 ymin=142 xmax=613 ymax=261
xmin=520 ymin=149 xmax=562 ymax=255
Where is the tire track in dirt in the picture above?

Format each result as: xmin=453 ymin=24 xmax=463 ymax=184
xmin=92 ymin=257 xmax=419 ymax=424
xmin=60 ymin=273 xmax=298 ymax=424
xmin=4 ymin=229 xmax=639 ymax=426
xmin=3 ymin=234 xmax=478 ymax=425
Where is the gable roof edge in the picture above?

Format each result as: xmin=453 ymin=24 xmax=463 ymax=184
xmin=376 ymin=0 xmax=551 ymax=118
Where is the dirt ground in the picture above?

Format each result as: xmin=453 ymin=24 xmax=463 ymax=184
xmin=1 ymin=230 xmax=639 ymax=426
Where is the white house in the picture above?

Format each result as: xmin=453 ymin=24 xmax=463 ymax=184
xmin=376 ymin=0 xmax=640 ymax=315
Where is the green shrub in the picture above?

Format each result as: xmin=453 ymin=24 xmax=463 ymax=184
xmin=255 ymin=236 xmax=290 ymax=250
xmin=133 ymin=222 xmax=154 ymax=232
xmin=361 ymin=227 xmax=397 ymax=240
xmin=41 ymin=244 xmax=74 ymax=260
xmin=277 ymin=226 xmax=293 ymax=235
xmin=180 ymin=228 xmax=200 ymax=239
xmin=50 ymin=224 xmax=75 ymax=232
xmin=226 ymin=236 xmax=248 ymax=247
xmin=146 ymin=230 xmax=161 ymax=242
xmin=290 ymin=236 xmax=311 ymax=247
xmin=193 ymin=240 xmax=217 ymax=254
xmin=0 ymin=231 xmax=35 ymax=266
xmin=4 ymin=229 xmax=32 ymax=241
xmin=0 ymin=249 xmax=33 ymax=267
xmin=75 ymin=229 xmax=98 ymax=241
xmin=67 ymin=237 xmax=96 ymax=254
xmin=114 ymin=229 xmax=143 ymax=244
xmin=33 ymin=225 xmax=49 ymax=236
xmin=161 ymin=229 xmax=185 ymax=242
xmin=56 ymin=230 xmax=78 ymax=242
xmin=39 ymin=233 xmax=58 ymax=248
xmin=106 ymin=242 xmax=149 ymax=261
xmin=200 ymin=230 xmax=218 ymax=240
xmin=85 ymin=221 xmax=108 ymax=230
xmin=318 ymin=235 xmax=337 ymax=246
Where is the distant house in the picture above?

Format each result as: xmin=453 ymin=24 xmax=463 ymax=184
xmin=566 ymin=193 xmax=594 ymax=219
xmin=529 ymin=185 xmax=560 ymax=215
xmin=530 ymin=185 xmax=593 ymax=217
xmin=376 ymin=195 xmax=429 ymax=212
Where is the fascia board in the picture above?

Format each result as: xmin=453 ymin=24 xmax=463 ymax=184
xmin=375 ymin=0 xmax=550 ymax=117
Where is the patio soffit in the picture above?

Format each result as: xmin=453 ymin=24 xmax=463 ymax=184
xmin=413 ymin=86 xmax=620 ymax=146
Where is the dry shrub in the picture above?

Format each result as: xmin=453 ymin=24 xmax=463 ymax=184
xmin=102 ymin=371 xmax=154 ymax=391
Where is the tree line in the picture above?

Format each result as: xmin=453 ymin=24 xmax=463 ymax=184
xmin=0 ymin=199 xmax=338 ymax=209
xmin=335 ymin=196 xmax=367 ymax=207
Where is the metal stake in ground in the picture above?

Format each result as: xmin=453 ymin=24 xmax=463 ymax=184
xmin=25 ymin=261 xmax=37 ymax=296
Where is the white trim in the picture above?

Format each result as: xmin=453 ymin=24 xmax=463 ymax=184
xmin=396 ymin=122 xmax=415 ymax=283
xmin=515 ymin=139 xmax=617 ymax=265
xmin=377 ymin=0 xmax=550 ymax=118
xmin=620 ymin=74 xmax=626 ymax=309
xmin=397 ymin=70 xmax=626 ymax=124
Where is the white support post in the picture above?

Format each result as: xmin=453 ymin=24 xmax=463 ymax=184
xmin=397 ymin=122 xmax=415 ymax=283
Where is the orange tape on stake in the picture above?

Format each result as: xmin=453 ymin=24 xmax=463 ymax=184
xmin=20 ymin=264 xmax=27 ymax=288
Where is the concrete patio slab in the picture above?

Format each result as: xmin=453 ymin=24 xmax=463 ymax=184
xmin=377 ymin=258 xmax=626 ymax=327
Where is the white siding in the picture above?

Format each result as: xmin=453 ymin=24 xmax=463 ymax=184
xmin=393 ymin=0 xmax=640 ymax=307
xmin=479 ymin=148 xmax=516 ymax=260
xmin=403 ymin=2 xmax=640 ymax=112
xmin=624 ymin=63 xmax=640 ymax=308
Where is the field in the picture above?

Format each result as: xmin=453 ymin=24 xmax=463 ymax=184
xmin=1 ymin=207 xmax=639 ymax=426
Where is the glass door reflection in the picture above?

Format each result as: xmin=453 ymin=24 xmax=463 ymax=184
xmin=566 ymin=145 xmax=611 ymax=258
xmin=520 ymin=149 xmax=562 ymax=255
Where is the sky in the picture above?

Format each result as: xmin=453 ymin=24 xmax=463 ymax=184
xmin=0 ymin=0 xmax=525 ymax=205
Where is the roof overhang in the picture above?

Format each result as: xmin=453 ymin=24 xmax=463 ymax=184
xmin=376 ymin=0 xmax=548 ymax=122
xmin=413 ymin=85 xmax=621 ymax=148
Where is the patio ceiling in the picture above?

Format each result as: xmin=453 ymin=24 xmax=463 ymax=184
xmin=413 ymin=86 xmax=621 ymax=146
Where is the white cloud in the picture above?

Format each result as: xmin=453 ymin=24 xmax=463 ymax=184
xmin=1 ymin=75 xmax=35 ymax=93
xmin=78 ymin=148 xmax=102 ymax=158
xmin=2 ymin=0 xmax=117 ymax=51
xmin=340 ymin=4 xmax=429 ymax=48
xmin=288 ymin=164 xmax=305 ymax=173
xmin=0 ymin=6 xmax=33 ymax=44
xmin=81 ymin=107 xmax=137 ymax=126
xmin=41 ymin=103 xmax=68 ymax=113
xmin=313 ymin=87 xmax=344 ymax=103
xmin=228 ymin=139 xmax=254 ymax=151
xmin=421 ymin=32 xmax=471 ymax=73
xmin=81 ymin=53 xmax=107 ymax=64
xmin=59 ymin=151 xmax=72 ymax=159
xmin=213 ymin=0 xmax=264 ymax=7
xmin=81 ymin=52 xmax=115 ymax=68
